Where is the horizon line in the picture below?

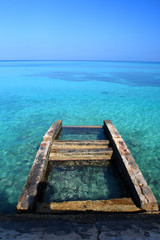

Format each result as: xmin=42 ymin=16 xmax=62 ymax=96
xmin=0 ymin=59 xmax=160 ymax=63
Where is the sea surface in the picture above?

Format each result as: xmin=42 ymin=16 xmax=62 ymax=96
xmin=0 ymin=60 xmax=160 ymax=213
xmin=43 ymin=164 xmax=128 ymax=203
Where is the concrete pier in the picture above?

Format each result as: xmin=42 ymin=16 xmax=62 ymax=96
xmin=0 ymin=214 xmax=160 ymax=239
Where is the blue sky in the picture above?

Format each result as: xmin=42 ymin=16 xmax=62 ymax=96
xmin=0 ymin=0 xmax=160 ymax=61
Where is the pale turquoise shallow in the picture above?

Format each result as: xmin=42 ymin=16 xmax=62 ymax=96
xmin=0 ymin=60 xmax=160 ymax=213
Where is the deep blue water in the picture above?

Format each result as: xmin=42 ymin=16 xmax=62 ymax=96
xmin=0 ymin=60 xmax=160 ymax=213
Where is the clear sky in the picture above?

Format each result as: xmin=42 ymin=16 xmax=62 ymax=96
xmin=0 ymin=0 xmax=160 ymax=61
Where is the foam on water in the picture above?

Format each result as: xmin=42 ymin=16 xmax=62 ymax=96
xmin=0 ymin=60 xmax=160 ymax=213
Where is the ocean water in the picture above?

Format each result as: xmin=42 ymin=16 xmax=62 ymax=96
xmin=0 ymin=60 xmax=160 ymax=213
xmin=42 ymin=164 xmax=128 ymax=203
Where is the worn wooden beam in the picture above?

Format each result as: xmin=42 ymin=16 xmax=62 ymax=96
xmin=51 ymin=140 xmax=109 ymax=150
xmin=50 ymin=160 xmax=111 ymax=167
xmin=103 ymin=120 xmax=159 ymax=212
xmin=49 ymin=148 xmax=113 ymax=161
xmin=52 ymin=147 xmax=110 ymax=151
xmin=63 ymin=126 xmax=102 ymax=128
xmin=51 ymin=146 xmax=109 ymax=150
xmin=51 ymin=149 xmax=109 ymax=153
xmin=43 ymin=120 xmax=62 ymax=141
xmin=35 ymin=198 xmax=142 ymax=213
xmin=52 ymin=140 xmax=109 ymax=144
xmin=16 ymin=120 xmax=62 ymax=212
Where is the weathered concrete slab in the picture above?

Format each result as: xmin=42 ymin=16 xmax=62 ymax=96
xmin=103 ymin=120 xmax=159 ymax=212
xmin=0 ymin=214 xmax=160 ymax=240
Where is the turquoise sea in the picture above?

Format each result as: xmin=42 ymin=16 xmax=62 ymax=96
xmin=0 ymin=60 xmax=160 ymax=214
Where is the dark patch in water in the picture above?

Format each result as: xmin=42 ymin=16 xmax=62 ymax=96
xmin=25 ymin=70 xmax=160 ymax=88
xmin=0 ymin=189 xmax=15 ymax=214
xmin=36 ymin=145 xmax=40 ymax=151
xmin=102 ymin=99 xmax=109 ymax=101
xmin=101 ymin=91 xmax=109 ymax=95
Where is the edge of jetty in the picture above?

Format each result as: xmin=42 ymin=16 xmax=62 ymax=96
xmin=17 ymin=120 xmax=159 ymax=213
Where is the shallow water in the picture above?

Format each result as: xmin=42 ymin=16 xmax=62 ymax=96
xmin=0 ymin=60 xmax=160 ymax=213
xmin=43 ymin=164 xmax=128 ymax=202
xmin=59 ymin=127 xmax=107 ymax=140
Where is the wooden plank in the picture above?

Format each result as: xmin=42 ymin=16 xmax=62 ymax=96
xmin=51 ymin=148 xmax=109 ymax=153
xmin=16 ymin=120 xmax=62 ymax=212
xmin=50 ymin=149 xmax=112 ymax=154
xmin=50 ymin=160 xmax=111 ymax=167
xmin=35 ymin=198 xmax=142 ymax=213
xmin=50 ymin=157 xmax=112 ymax=161
xmin=51 ymin=140 xmax=109 ymax=150
xmin=63 ymin=125 xmax=102 ymax=128
xmin=104 ymin=120 xmax=159 ymax=212
xmin=52 ymin=145 xmax=109 ymax=150
xmin=49 ymin=157 xmax=112 ymax=161
xmin=60 ymin=131 xmax=103 ymax=135
xmin=53 ymin=140 xmax=109 ymax=144
xmin=49 ymin=148 xmax=113 ymax=161
xmin=43 ymin=120 xmax=62 ymax=141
